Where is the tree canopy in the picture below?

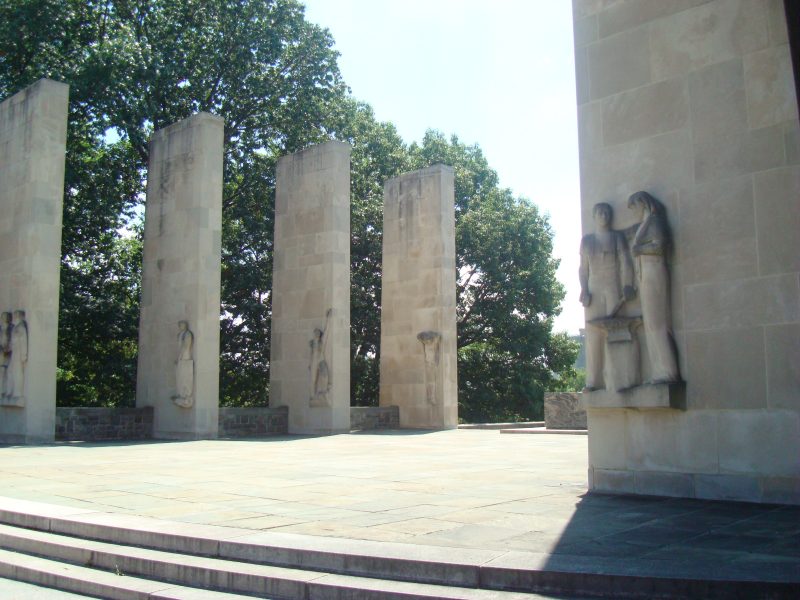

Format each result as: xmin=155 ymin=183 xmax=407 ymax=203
xmin=0 ymin=0 xmax=576 ymax=420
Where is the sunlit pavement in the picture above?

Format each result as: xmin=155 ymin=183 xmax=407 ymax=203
xmin=0 ymin=430 xmax=797 ymax=572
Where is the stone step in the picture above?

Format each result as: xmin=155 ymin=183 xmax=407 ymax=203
xmin=0 ymin=498 xmax=797 ymax=599
xmin=0 ymin=547 xmax=255 ymax=600
xmin=0 ymin=523 xmax=544 ymax=599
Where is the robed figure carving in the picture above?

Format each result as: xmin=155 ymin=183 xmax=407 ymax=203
xmin=309 ymin=308 xmax=332 ymax=407
xmin=5 ymin=310 xmax=28 ymax=402
xmin=579 ymin=203 xmax=635 ymax=391
xmin=0 ymin=312 xmax=11 ymax=397
xmin=417 ymin=330 xmax=442 ymax=405
xmin=173 ymin=320 xmax=194 ymax=408
xmin=627 ymin=191 xmax=680 ymax=384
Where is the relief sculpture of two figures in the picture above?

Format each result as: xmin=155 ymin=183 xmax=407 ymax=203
xmin=580 ymin=191 xmax=681 ymax=395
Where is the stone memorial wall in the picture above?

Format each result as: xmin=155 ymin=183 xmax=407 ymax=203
xmin=0 ymin=79 xmax=68 ymax=444
xmin=379 ymin=165 xmax=458 ymax=429
xmin=136 ymin=113 xmax=224 ymax=440
xmin=574 ymin=0 xmax=799 ymax=503
xmin=270 ymin=141 xmax=351 ymax=434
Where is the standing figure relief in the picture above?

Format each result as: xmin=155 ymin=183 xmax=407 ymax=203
xmin=3 ymin=310 xmax=28 ymax=403
xmin=417 ymin=330 xmax=442 ymax=406
xmin=172 ymin=320 xmax=195 ymax=408
xmin=627 ymin=191 xmax=681 ymax=385
xmin=309 ymin=308 xmax=333 ymax=407
xmin=579 ymin=203 xmax=635 ymax=392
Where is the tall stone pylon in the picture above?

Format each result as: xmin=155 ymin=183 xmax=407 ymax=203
xmin=136 ymin=113 xmax=223 ymax=439
xmin=270 ymin=141 xmax=351 ymax=434
xmin=0 ymin=79 xmax=68 ymax=444
xmin=379 ymin=165 xmax=458 ymax=429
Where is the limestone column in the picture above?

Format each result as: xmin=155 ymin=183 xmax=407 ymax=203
xmin=136 ymin=113 xmax=223 ymax=439
xmin=0 ymin=79 xmax=68 ymax=444
xmin=270 ymin=141 xmax=351 ymax=434
xmin=379 ymin=165 xmax=458 ymax=429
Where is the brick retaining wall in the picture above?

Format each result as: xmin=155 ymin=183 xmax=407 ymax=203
xmin=218 ymin=406 xmax=289 ymax=437
xmin=55 ymin=407 xmax=154 ymax=441
xmin=350 ymin=406 xmax=399 ymax=430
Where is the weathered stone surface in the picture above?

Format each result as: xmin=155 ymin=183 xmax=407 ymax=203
xmin=270 ymin=141 xmax=351 ymax=434
xmin=587 ymin=26 xmax=651 ymax=101
xmin=0 ymin=79 xmax=68 ymax=444
xmin=350 ymin=406 xmax=400 ymax=431
xmin=754 ymin=166 xmax=800 ymax=275
xmin=765 ymin=323 xmax=800 ymax=410
xmin=55 ymin=408 xmax=154 ymax=441
xmin=218 ymin=406 xmax=289 ymax=437
xmin=574 ymin=0 xmax=799 ymax=503
xmin=744 ymin=44 xmax=797 ymax=129
xmin=379 ymin=165 xmax=458 ymax=429
xmin=544 ymin=393 xmax=586 ymax=430
xmin=136 ymin=112 xmax=223 ymax=440
xmin=685 ymin=326 xmax=766 ymax=410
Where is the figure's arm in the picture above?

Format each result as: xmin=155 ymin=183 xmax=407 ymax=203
xmin=631 ymin=217 xmax=667 ymax=256
xmin=579 ymin=237 xmax=591 ymax=307
xmin=321 ymin=309 xmax=333 ymax=355
xmin=618 ymin=234 xmax=636 ymax=300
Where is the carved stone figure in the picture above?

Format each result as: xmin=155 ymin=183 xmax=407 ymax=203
xmin=417 ymin=331 xmax=441 ymax=405
xmin=579 ymin=203 xmax=635 ymax=391
xmin=0 ymin=312 xmax=11 ymax=397
xmin=627 ymin=191 xmax=680 ymax=384
xmin=172 ymin=320 xmax=194 ymax=408
xmin=309 ymin=309 xmax=332 ymax=407
xmin=5 ymin=310 xmax=28 ymax=402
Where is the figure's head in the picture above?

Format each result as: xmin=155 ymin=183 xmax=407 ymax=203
xmin=313 ymin=328 xmax=324 ymax=341
xmin=178 ymin=320 xmax=188 ymax=332
xmin=592 ymin=202 xmax=613 ymax=230
xmin=12 ymin=310 xmax=24 ymax=323
xmin=1 ymin=312 xmax=10 ymax=324
xmin=627 ymin=191 xmax=663 ymax=218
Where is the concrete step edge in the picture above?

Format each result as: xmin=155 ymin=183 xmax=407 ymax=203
xmin=0 ymin=522 xmax=323 ymax=598
xmin=0 ymin=530 xmax=547 ymax=600
xmin=0 ymin=497 xmax=798 ymax=599
xmin=0 ymin=498 xmax=496 ymax=588
xmin=0 ymin=547 xmax=256 ymax=600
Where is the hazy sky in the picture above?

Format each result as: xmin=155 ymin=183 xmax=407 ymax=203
xmin=302 ymin=0 xmax=583 ymax=334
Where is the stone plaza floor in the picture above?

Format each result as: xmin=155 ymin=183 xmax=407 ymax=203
xmin=0 ymin=430 xmax=798 ymax=586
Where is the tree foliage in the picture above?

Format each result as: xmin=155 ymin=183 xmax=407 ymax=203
xmin=0 ymin=0 xmax=576 ymax=420
xmin=1 ymin=0 xmax=344 ymax=406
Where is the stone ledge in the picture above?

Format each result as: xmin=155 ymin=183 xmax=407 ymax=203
xmin=583 ymin=382 xmax=685 ymax=410
xmin=0 ymin=397 xmax=24 ymax=408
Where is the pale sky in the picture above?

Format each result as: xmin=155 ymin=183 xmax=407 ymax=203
xmin=302 ymin=0 xmax=583 ymax=334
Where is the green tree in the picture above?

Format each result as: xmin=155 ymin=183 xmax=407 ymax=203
xmin=0 ymin=0 xmax=346 ymax=406
xmin=1 ymin=0 xmax=576 ymax=418
xmin=409 ymin=132 xmax=577 ymax=421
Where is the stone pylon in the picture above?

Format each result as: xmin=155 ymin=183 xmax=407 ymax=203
xmin=270 ymin=141 xmax=351 ymax=434
xmin=379 ymin=165 xmax=458 ymax=429
xmin=0 ymin=79 xmax=69 ymax=444
xmin=136 ymin=113 xmax=224 ymax=439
